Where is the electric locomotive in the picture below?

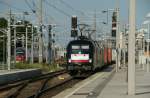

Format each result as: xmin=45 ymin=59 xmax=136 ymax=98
xmin=66 ymin=37 xmax=105 ymax=76
xmin=16 ymin=47 xmax=25 ymax=62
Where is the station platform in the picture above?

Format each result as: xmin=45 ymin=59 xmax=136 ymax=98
xmin=0 ymin=69 xmax=42 ymax=86
xmin=53 ymin=64 xmax=150 ymax=98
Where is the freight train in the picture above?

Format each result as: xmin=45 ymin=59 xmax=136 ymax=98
xmin=66 ymin=36 xmax=112 ymax=76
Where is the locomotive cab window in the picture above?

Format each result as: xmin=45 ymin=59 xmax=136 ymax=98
xmin=16 ymin=49 xmax=25 ymax=55
xmin=71 ymin=45 xmax=90 ymax=54
xmin=72 ymin=45 xmax=80 ymax=49
xmin=81 ymin=45 xmax=89 ymax=49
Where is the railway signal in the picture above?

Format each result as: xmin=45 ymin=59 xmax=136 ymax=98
xmin=71 ymin=16 xmax=78 ymax=37
xmin=48 ymin=25 xmax=52 ymax=64
xmin=112 ymin=11 xmax=117 ymax=37
xmin=71 ymin=16 xmax=77 ymax=28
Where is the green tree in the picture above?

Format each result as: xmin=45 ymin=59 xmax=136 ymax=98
xmin=0 ymin=18 xmax=7 ymax=28
xmin=0 ymin=18 xmax=7 ymax=62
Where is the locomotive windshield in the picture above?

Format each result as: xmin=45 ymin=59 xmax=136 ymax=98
xmin=71 ymin=45 xmax=89 ymax=54
xmin=16 ymin=49 xmax=25 ymax=55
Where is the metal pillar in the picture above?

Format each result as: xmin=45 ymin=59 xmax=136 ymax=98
xmin=116 ymin=7 xmax=120 ymax=72
xmin=31 ymin=25 xmax=34 ymax=64
xmin=7 ymin=10 xmax=11 ymax=70
xmin=123 ymin=49 xmax=126 ymax=66
xmin=48 ymin=25 xmax=52 ymax=64
xmin=128 ymin=0 xmax=136 ymax=95
xmin=25 ymin=26 xmax=28 ymax=62
xmin=123 ymin=37 xmax=126 ymax=67
xmin=123 ymin=27 xmax=127 ymax=67
xmin=51 ymin=32 xmax=54 ymax=63
xmin=22 ymin=35 xmax=25 ymax=47
xmin=142 ymin=36 xmax=145 ymax=70
xmin=46 ymin=44 xmax=48 ymax=64
xmin=146 ymin=23 xmax=150 ymax=72
xmin=14 ymin=26 xmax=16 ymax=65
xmin=38 ymin=0 xmax=43 ymax=63
xmin=94 ymin=10 xmax=97 ymax=40
xmin=3 ymin=35 xmax=5 ymax=65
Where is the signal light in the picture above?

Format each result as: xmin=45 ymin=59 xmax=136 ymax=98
xmin=71 ymin=16 xmax=77 ymax=29
xmin=48 ymin=25 xmax=52 ymax=32
xmin=71 ymin=16 xmax=78 ymax=37
xmin=111 ymin=11 xmax=117 ymax=37
xmin=71 ymin=29 xmax=78 ymax=37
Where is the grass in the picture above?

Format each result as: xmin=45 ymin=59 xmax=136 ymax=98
xmin=14 ymin=63 xmax=64 ymax=73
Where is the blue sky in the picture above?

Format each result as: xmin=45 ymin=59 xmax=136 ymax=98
xmin=0 ymin=0 xmax=150 ymax=46
xmin=0 ymin=0 xmax=150 ymax=27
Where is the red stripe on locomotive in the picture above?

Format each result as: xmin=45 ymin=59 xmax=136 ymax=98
xmin=71 ymin=60 xmax=90 ymax=63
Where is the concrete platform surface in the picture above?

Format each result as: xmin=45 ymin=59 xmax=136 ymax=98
xmin=0 ymin=69 xmax=42 ymax=86
xmin=53 ymin=65 xmax=150 ymax=98
xmin=98 ymin=65 xmax=150 ymax=98
xmin=53 ymin=65 xmax=115 ymax=98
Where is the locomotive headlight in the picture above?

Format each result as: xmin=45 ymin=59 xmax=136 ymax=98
xmin=68 ymin=59 xmax=71 ymax=63
xmin=89 ymin=59 xmax=92 ymax=63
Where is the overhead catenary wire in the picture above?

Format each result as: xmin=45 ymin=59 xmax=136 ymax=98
xmin=44 ymin=2 xmax=57 ymax=24
xmin=24 ymin=0 xmax=66 ymax=33
xmin=24 ymin=0 xmax=57 ymax=24
xmin=58 ymin=0 xmax=75 ymax=11
xmin=44 ymin=0 xmax=71 ymax=17
xmin=0 ymin=0 xmax=25 ymax=11
xmin=58 ymin=0 xmax=81 ymax=14
xmin=24 ymin=0 xmax=36 ymax=13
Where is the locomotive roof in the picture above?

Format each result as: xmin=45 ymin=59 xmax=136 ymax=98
xmin=67 ymin=38 xmax=104 ymax=48
xmin=68 ymin=38 xmax=93 ymax=44
xmin=67 ymin=35 xmax=105 ymax=48
xmin=16 ymin=47 xmax=25 ymax=50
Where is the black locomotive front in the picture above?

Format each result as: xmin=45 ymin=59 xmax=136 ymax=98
xmin=66 ymin=39 xmax=94 ymax=75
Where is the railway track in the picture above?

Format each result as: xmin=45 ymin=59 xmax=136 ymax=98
xmin=0 ymin=66 xmax=114 ymax=98
xmin=0 ymin=70 xmax=75 ymax=98
xmin=0 ymin=64 xmax=114 ymax=98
